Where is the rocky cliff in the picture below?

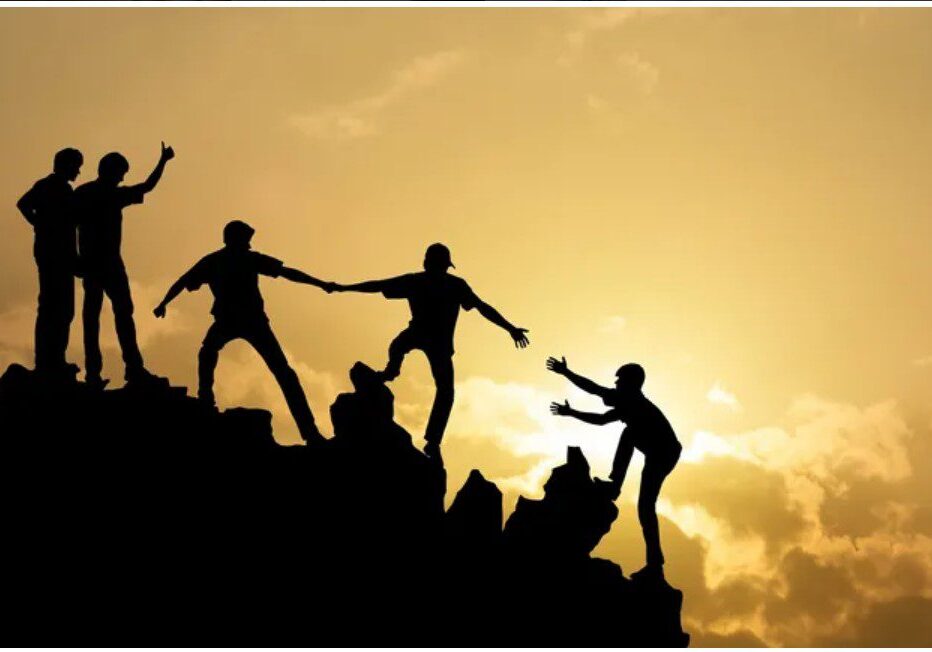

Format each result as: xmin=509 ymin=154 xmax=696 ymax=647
xmin=0 ymin=362 xmax=688 ymax=646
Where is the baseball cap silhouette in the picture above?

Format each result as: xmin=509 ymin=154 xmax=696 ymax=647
xmin=425 ymin=243 xmax=455 ymax=269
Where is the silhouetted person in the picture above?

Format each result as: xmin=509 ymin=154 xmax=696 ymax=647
xmin=335 ymin=243 xmax=529 ymax=460
xmin=76 ymin=142 xmax=175 ymax=389
xmin=548 ymin=358 xmax=681 ymax=580
xmin=154 ymin=220 xmax=330 ymax=444
xmin=17 ymin=148 xmax=85 ymax=379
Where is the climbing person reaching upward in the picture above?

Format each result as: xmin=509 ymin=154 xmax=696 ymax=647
xmin=548 ymin=356 xmax=681 ymax=581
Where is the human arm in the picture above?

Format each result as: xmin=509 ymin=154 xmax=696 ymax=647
xmin=546 ymin=356 xmax=613 ymax=400
xmin=138 ymin=142 xmax=175 ymax=194
xmin=154 ymin=260 xmax=203 ymax=317
xmin=279 ymin=266 xmax=335 ymax=292
xmin=336 ymin=278 xmax=394 ymax=294
xmin=16 ymin=186 xmax=37 ymax=225
xmin=549 ymin=400 xmax=619 ymax=425
xmin=474 ymin=298 xmax=530 ymax=348
xmin=154 ymin=277 xmax=187 ymax=318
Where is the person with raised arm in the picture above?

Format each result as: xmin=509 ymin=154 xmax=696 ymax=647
xmin=334 ymin=243 xmax=529 ymax=461
xmin=155 ymin=220 xmax=332 ymax=445
xmin=548 ymin=356 xmax=681 ymax=580
xmin=76 ymin=142 xmax=175 ymax=389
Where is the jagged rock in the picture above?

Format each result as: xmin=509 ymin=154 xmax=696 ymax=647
xmin=503 ymin=446 xmax=618 ymax=560
xmin=0 ymin=363 xmax=687 ymax=646
xmin=446 ymin=469 xmax=502 ymax=552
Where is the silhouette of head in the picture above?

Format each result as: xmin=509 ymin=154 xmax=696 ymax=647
xmin=53 ymin=148 xmax=83 ymax=182
xmin=615 ymin=363 xmax=645 ymax=394
xmin=98 ymin=152 xmax=129 ymax=185
xmin=423 ymin=243 xmax=455 ymax=273
xmin=223 ymin=220 xmax=255 ymax=250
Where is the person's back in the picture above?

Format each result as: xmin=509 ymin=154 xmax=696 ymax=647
xmin=386 ymin=271 xmax=476 ymax=352
xmin=27 ymin=174 xmax=77 ymax=263
xmin=608 ymin=393 xmax=681 ymax=460
xmin=186 ymin=247 xmax=283 ymax=325
xmin=75 ymin=178 xmax=142 ymax=268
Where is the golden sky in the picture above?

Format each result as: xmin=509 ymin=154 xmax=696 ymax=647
xmin=2 ymin=6 xmax=931 ymax=646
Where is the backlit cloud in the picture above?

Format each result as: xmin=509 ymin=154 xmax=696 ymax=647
xmin=291 ymin=50 xmax=466 ymax=139
xmin=598 ymin=315 xmax=627 ymax=333
xmin=706 ymin=381 xmax=741 ymax=411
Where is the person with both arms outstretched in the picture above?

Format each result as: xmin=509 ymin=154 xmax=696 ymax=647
xmin=547 ymin=356 xmax=681 ymax=580
xmin=76 ymin=142 xmax=175 ymax=389
xmin=334 ymin=243 xmax=529 ymax=460
xmin=154 ymin=220 xmax=332 ymax=445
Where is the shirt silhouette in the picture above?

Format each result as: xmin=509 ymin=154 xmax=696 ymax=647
xmin=182 ymin=249 xmax=285 ymax=323
xmin=548 ymin=359 xmax=681 ymax=580
xmin=379 ymin=272 xmax=479 ymax=355
xmin=335 ymin=243 xmax=529 ymax=460
xmin=155 ymin=220 xmax=332 ymax=445
xmin=16 ymin=148 xmax=84 ymax=377
xmin=76 ymin=143 xmax=174 ymax=388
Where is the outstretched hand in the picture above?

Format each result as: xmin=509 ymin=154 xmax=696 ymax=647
xmin=510 ymin=327 xmax=530 ymax=349
xmin=546 ymin=355 xmax=568 ymax=375
xmin=153 ymin=304 xmax=167 ymax=319
xmin=550 ymin=400 xmax=572 ymax=416
xmin=160 ymin=141 xmax=175 ymax=162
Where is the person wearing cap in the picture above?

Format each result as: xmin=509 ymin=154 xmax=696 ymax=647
xmin=153 ymin=220 xmax=332 ymax=445
xmin=16 ymin=147 xmax=84 ymax=379
xmin=75 ymin=142 xmax=175 ymax=389
xmin=333 ymin=243 xmax=530 ymax=460
xmin=547 ymin=357 xmax=682 ymax=581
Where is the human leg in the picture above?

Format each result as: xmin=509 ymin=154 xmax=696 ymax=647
xmin=198 ymin=322 xmax=233 ymax=407
xmin=104 ymin=265 xmax=145 ymax=379
xmin=246 ymin=321 xmax=322 ymax=442
xmin=35 ymin=261 xmax=74 ymax=373
xmin=637 ymin=453 xmax=679 ymax=570
xmin=382 ymin=328 xmax=419 ymax=381
xmin=424 ymin=351 xmax=455 ymax=447
xmin=82 ymin=274 xmax=105 ymax=381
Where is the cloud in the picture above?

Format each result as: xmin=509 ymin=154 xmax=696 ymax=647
xmin=560 ymin=8 xmax=668 ymax=67
xmin=212 ymin=341 xmax=343 ymax=445
xmin=291 ymin=50 xmax=466 ymax=140
xmin=617 ymin=52 xmax=660 ymax=96
xmin=437 ymin=377 xmax=929 ymax=645
xmin=565 ymin=8 xmax=643 ymax=51
xmin=0 ymin=302 xmax=35 ymax=369
xmin=598 ymin=315 xmax=627 ymax=334
xmin=660 ymin=395 xmax=931 ymax=645
xmin=706 ymin=381 xmax=741 ymax=412
xmin=0 ymin=279 xmax=193 ymax=373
